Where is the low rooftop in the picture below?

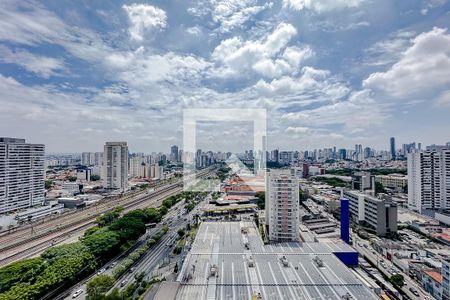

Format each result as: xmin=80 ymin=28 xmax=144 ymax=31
xmin=176 ymin=221 xmax=378 ymax=300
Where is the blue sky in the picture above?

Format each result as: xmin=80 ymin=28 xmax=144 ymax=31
xmin=0 ymin=0 xmax=449 ymax=153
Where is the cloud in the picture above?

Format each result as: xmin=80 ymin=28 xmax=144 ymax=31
xmin=283 ymin=0 xmax=366 ymax=13
xmin=253 ymin=66 xmax=350 ymax=104
xmin=364 ymin=30 xmax=416 ymax=66
xmin=0 ymin=45 xmax=65 ymax=78
xmin=211 ymin=23 xmax=309 ymax=78
xmin=122 ymin=4 xmax=167 ymax=41
xmin=212 ymin=0 xmax=273 ymax=32
xmin=285 ymin=126 xmax=309 ymax=133
xmin=363 ymin=27 xmax=450 ymax=98
xmin=281 ymin=89 xmax=387 ymax=128
xmin=435 ymin=90 xmax=450 ymax=107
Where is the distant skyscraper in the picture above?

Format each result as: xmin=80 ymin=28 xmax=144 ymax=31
xmin=265 ymin=169 xmax=299 ymax=242
xmin=0 ymin=137 xmax=45 ymax=213
xmin=170 ymin=145 xmax=179 ymax=162
xmin=408 ymin=146 xmax=450 ymax=214
xmin=103 ymin=142 xmax=128 ymax=190
xmin=390 ymin=137 xmax=396 ymax=160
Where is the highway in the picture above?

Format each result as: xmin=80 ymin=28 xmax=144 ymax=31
xmin=353 ymin=235 xmax=432 ymax=300
xmin=62 ymin=195 xmax=206 ymax=300
xmin=0 ymin=168 xmax=214 ymax=267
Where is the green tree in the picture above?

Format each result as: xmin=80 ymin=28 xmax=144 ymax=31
xmin=389 ymin=274 xmax=404 ymax=287
xmin=96 ymin=208 xmax=123 ymax=227
xmin=255 ymin=191 xmax=265 ymax=209
xmin=67 ymin=176 xmax=77 ymax=182
xmin=87 ymin=275 xmax=115 ymax=299
xmin=177 ymin=228 xmax=185 ymax=238
xmin=82 ymin=229 xmax=121 ymax=258
xmin=375 ymin=181 xmax=386 ymax=195
xmin=90 ymin=175 xmax=101 ymax=181
xmin=45 ymin=180 xmax=53 ymax=189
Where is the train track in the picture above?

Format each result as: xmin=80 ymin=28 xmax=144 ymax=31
xmin=0 ymin=168 xmax=214 ymax=266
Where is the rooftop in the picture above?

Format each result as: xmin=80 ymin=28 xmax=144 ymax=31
xmin=424 ymin=270 xmax=443 ymax=284
xmin=176 ymin=221 xmax=378 ymax=300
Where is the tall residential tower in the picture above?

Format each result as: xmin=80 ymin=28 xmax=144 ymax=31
xmin=408 ymin=146 xmax=450 ymax=215
xmin=265 ymin=168 xmax=299 ymax=242
xmin=0 ymin=137 xmax=45 ymax=213
xmin=103 ymin=142 xmax=128 ymax=190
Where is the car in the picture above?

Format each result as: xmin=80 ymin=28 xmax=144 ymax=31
xmin=97 ymin=268 xmax=106 ymax=275
xmin=129 ymin=267 xmax=135 ymax=272
xmin=72 ymin=289 xmax=83 ymax=298
xmin=409 ymin=287 xmax=420 ymax=297
xmin=111 ymin=262 xmax=117 ymax=268
xmin=120 ymin=280 xmax=128 ymax=287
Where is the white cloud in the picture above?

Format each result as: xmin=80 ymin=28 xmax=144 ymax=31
xmin=281 ymin=89 xmax=386 ymax=128
xmin=363 ymin=27 xmax=450 ymax=98
xmin=436 ymin=90 xmax=450 ymax=107
xmin=285 ymin=126 xmax=309 ymax=134
xmin=212 ymin=0 xmax=273 ymax=32
xmin=211 ymin=23 xmax=308 ymax=78
xmin=283 ymin=0 xmax=366 ymax=13
xmin=188 ymin=0 xmax=273 ymax=32
xmin=0 ymin=46 xmax=65 ymax=78
xmin=122 ymin=4 xmax=167 ymax=41
xmin=253 ymin=66 xmax=350 ymax=103
xmin=364 ymin=30 xmax=416 ymax=66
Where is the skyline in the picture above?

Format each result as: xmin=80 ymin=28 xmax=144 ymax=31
xmin=1 ymin=0 xmax=450 ymax=152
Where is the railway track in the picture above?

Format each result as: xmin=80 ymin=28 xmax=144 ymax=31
xmin=0 ymin=168 xmax=214 ymax=266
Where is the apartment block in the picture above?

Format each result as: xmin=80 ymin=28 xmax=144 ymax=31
xmin=343 ymin=190 xmax=397 ymax=236
xmin=265 ymin=168 xmax=299 ymax=242
xmin=0 ymin=137 xmax=45 ymax=213
xmin=103 ymin=142 xmax=128 ymax=190
xmin=408 ymin=147 xmax=450 ymax=215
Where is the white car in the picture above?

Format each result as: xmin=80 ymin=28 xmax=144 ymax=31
xmin=97 ymin=268 xmax=106 ymax=275
xmin=72 ymin=289 xmax=83 ymax=298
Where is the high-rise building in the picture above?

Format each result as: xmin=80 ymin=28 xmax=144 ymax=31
xmin=170 ymin=145 xmax=179 ymax=162
xmin=130 ymin=156 xmax=145 ymax=178
xmin=265 ymin=168 xmax=299 ymax=242
xmin=408 ymin=147 xmax=450 ymax=214
xmin=390 ymin=137 xmax=396 ymax=160
xmin=0 ymin=137 xmax=45 ymax=213
xmin=343 ymin=190 xmax=397 ymax=236
xmin=103 ymin=142 xmax=128 ymax=190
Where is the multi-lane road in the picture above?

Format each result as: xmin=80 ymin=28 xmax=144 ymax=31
xmin=62 ymin=195 xmax=206 ymax=300
xmin=0 ymin=168 xmax=214 ymax=267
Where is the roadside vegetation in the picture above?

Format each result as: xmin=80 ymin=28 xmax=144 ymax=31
xmin=0 ymin=192 xmax=194 ymax=300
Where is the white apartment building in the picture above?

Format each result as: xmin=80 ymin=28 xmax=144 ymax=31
xmin=81 ymin=152 xmax=103 ymax=166
xmin=103 ymin=142 xmax=128 ymax=190
xmin=0 ymin=137 xmax=45 ymax=213
xmin=265 ymin=168 xmax=299 ymax=242
xmin=408 ymin=148 xmax=450 ymax=215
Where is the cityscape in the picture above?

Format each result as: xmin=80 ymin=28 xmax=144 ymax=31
xmin=1 ymin=1 xmax=450 ymax=300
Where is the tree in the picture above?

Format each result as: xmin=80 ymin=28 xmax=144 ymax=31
xmin=67 ymin=176 xmax=77 ymax=182
xmin=255 ymin=192 xmax=265 ymax=209
xmin=87 ymin=275 xmax=115 ymax=299
xmin=389 ymin=274 xmax=404 ymax=287
xmin=177 ymin=228 xmax=185 ymax=238
xmin=375 ymin=181 xmax=386 ymax=195
xmin=90 ymin=174 xmax=101 ymax=181
xmin=82 ymin=229 xmax=121 ymax=258
xmin=45 ymin=179 xmax=53 ymax=189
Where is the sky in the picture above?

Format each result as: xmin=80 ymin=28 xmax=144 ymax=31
xmin=0 ymin=0 xmax=449 ymax=153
